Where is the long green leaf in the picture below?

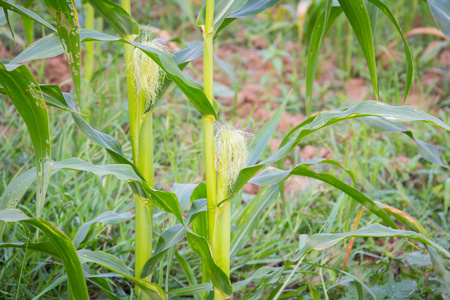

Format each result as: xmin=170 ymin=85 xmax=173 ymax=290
xmin=1 ymin=82 xmax=189 ymax=223
xmin=0 ymin=158 xmax=184 ymax=224
xmin=43 ymin=0 xmax=81 ymax=103
xmin=427 ymin=0 xmax=450 ymax=38
xmin=250 ymin=163 xmax=396 ymax=228
xmin=338 ymin=0 xmax=379 ymax=99
xmin=140 ymin=224 xmax=186 ymax=279
xmin=0 ymin=209 xmax=89 ymax=300
xmin=72 ymin=211 xmax=133 ymax=248
xmin=216 ymin=0 xmax=282 ymax=34
xmin=366 ymin=0 xmax=413 ymax=102
xmin=220 ymin=102 xmax=450 ymax=227
xmin=0 ymin=62 xmax=50 ymax=170
xmin=10 ymin=31 xmax=213 ymax=113
xmin=361 ymin=116 xmax=448 ymax=168
xmin=82 ymin=30 xmax=217 ymax=118
xmin=305 ymin=6 xmax=342 ymax=116
xmin=197 ymin=0 xmax=247 ymax=32
xmin=77 ymin=250 xmax=167 ymax=300
xmin=226 ymin=101 xmax=450 ymax=204
xmin=0 ymin=62 xmax=51 ymax=220
xmin=0 ymin=241 xmax=60 ymax=258
xmin=12 ymin=33 xmax=62 ymax=64
xmin=231 ymin=185 xmax=279 ymax=255
xmin=85 ymin=0 xmax=139 ymax=38
xmin=0 ymin=0 xmax=56 ymax=31
xmin=31 ymin=276 xmax=68 ymax=300
xmin=377 ymin=202 xmax=450 ymax=286
xmin=168 ymin=283 xmax=213 ymax=295
xmin=291 ymin=223 xmax=450 ymax=261
xmin=186 ymin=230 xmax=233 ymax=297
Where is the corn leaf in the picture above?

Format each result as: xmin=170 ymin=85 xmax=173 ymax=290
xmin=366 ymin=0 xmax=413 ymax=102
xmin=427 ymin=0 xmax=450 ymax=38
xmin=85 ymin=0 xmax=139 ymax=38
xmin=223 ymin=101 xmax=450 ymax=205
xmin=0 ymin=0 xmax=56 ymax=31
xmin=0 ymin=241 xmax=60 ymax=258
xmin=172 ymin=183 xmax=202 ymax=213
xmin=250 ymin=158 xmax=355 ymax=185
xmin=361 ymin=117 xmax=448 ymax=168
xmin=216 ymin=0 xmax=282 ymax=34
xmin=43 ymin=0 xmax=81 ymax=104
xmin=249 ymin=163 xmax=396 ymax=228
xmin=0 ymin=63 xmax=50 ymax=169
xmin=0 ymin=158 xmax=184 ymax=224
xmin=305 ymin=6 xmax=342 ymax=116
xmin=72 ymin=211 xmax=134 ymax=248
xmin=168 ymin=283 xmax=213 ymax=296
xmin=291 ymin=223 xmax=450 ymax=261
xmin=2 ymin=83 xmax=188 ymax=224
xmin=140 ymin=199 xmax=208 ymax=280
xmin=186 ymin=230 xmax=233 ymax=297
xmin=0 ymin=209 xmax=89 ymax=300
xmin=227 ymin=0 xmax=281 ymax=18
xmin=140 ymin=224 xmax=186 ymax=279
xmin=198 ymin=0 xmax=282 ymax=35
xmin=0 ymin=62 xmax=51 ymax=221
xmin=12 ymin=33 xmax=62 ymax=64
xmin=197 ymin=0 xmax=247 ymax=31
xmin=377 ymin=202 xmax=450 ymax=285
xmin=337 ymin=0 xmax=379 ymax=99
xmin=77 ymin=249 xmax=167 ymax=300
xmin=82 ymin=30 xmax=217 ymax=118
xmin=10 ymin=31 xmax=215 ymax=113
xmin=231 ymin=185 xmax=280 ymax=255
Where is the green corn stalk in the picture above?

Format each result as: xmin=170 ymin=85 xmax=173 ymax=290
xmin=201 ymin=0 xmax=219 ymax=293
xmin=213 ymin=124 xmax=249 ymax=299
xmin=120 ymin=1 xmax=153 ymax=299
xmin=203 ymin=0 xmax=217 ymax=258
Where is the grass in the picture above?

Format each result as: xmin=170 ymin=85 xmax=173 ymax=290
xmin=0 ymin=0 xmax=449 ymax=298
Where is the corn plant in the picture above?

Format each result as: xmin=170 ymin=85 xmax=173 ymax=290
xmin=0 ymin=0 xmax=449 ymax=299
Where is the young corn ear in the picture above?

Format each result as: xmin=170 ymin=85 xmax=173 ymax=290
xmin=129 ymin=36 xmax=168 ymax=110
xmin=213 ymin=123 xmax=249 ymax=299
xmin=215 ymin=122 xmax=249 ymax=194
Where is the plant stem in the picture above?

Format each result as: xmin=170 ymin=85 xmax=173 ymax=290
xmin=202 ymin=0 xmax=218 ymax=294
xmin=203 ymin=0 xmax=217 ymax=246
xmin=121 ymin=0 xmax=138 ymax=161
xmin=84 ymin=3 xmax=95 ymax=82
xmin=136 ymin=110 xmax=154 ymax=292
xmin=121 ymin=2 xmax=154 ymax=299
xmin=213 ymin=173 xmax=230 ymax=300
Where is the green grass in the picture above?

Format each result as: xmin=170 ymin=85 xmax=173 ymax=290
xmin=1 ymin=0 xmax=449 ymax=299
